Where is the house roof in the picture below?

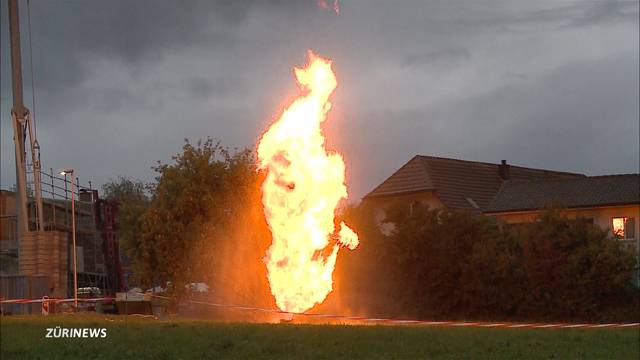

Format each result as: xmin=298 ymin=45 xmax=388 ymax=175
xmin=485 ymin=174 xmax=640 ymax=213
xmin=363 ymin=155 xmax=584 ymax=211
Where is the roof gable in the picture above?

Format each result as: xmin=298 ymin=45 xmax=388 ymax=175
xmin=364 ymin=156 xmax=435 ymax=198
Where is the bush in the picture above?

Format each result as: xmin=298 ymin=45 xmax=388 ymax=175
xmin=383 ymin=205 xmax=497 ymax=319
xmin=339 ymin=204 xmax=640 ymax=322
xmin=332 ymin=203 xmax=398 ymax=316
xmin=502 ymin=210 xmax=639 ymax=321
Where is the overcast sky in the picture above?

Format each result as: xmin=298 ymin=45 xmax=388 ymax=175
xmin=1 ymin=0 xmax=638 ymax=200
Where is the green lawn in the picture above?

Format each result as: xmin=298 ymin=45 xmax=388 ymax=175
xmin=1 ymin=315 xmax=638 ymax=359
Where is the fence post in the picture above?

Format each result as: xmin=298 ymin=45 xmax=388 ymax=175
xmin=41 ymin=296 xmax=49 ymax=316
xmin=50 ymin=168 xmax=55 ymax=227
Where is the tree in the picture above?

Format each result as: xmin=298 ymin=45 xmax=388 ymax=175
xmin=135 ymin=138 xmax=271 ymax=302
xmin=102 ymin=176 xmax=149 ymax=267
xmin=338 ymin=204 xmax=639 ymax=322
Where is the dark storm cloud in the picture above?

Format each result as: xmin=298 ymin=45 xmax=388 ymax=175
xmin=1 ymin=0 xmax=309 ymax=98
xmin=90 ymin=87 xmax=137 ymax=114
xmin=3 ymin=1 xmax=244 ymax=94
xmin=1 ymin=0 xmax=638 ymax=199
xmin=402 ymin=47 xmax=471 ymax=67
xmin=33 ymin=1 xmax=269 ymax=62
xmin=458 ymin=1 xmax=639 ymax=32
xmin=430 ymin=51 xmax=639 ymax=172
xmin=554 ymin=1 xmax=638 ymax=28
xmin=503 ymin=72 xmax=527 ymax=80
xmin=184 ymin=76 xmax=245 ymax=100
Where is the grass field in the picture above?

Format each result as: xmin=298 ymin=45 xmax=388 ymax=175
xmin=1 ymin=315 xmax=639 ymax=359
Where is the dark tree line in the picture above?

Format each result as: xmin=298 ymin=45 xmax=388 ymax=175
xmin=336 ymin=204 xmax=639 ymax=323
xmin=103 ymin=138 xmax=639 ymax=322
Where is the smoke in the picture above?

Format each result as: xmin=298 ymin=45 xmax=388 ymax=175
xmin=202 ymin=174 xmax=273 ymax=309
xmin=190 ymin=169 xmax=366 ymax=321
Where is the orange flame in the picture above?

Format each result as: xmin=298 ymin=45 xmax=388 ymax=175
xmin=257 ymin=51 xmax=358 ymax=313
xmin=317 ymin=0 xmax=339 ymax=15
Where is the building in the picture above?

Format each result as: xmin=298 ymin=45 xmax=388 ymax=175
xmin=1 ymin=174 xmax=124 ymax=311
xmin=362 ymin=155 xmax=584 ymax=220
xmin=485 ymin=174 xmax=640 ymax=250
xmin=1 ymin=187 xmax=103 ymax=304
xmin=363 ymin=156 xmax=639 ymax=276
xmin=0 ymin=190 xmax=19 ymax=273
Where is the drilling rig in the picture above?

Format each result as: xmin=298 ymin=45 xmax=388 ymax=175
xmin=6 ymin=0 xmax=68 ymax=300
xmin=8 ymin=0 xmax=44 ymax=239
xmin=4 ymin=1 xmax=124 ymax=309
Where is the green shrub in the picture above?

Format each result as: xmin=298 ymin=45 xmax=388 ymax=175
xmin=339 ymin=204 xmax=640 ymax=322
xmin=503 ymin=210 xmax=639 ymax=321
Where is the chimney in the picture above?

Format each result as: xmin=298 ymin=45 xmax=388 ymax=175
xmin=499 ymin=160 xmax=510 ymax=180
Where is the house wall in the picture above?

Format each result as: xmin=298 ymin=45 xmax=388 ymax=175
xmin=492 ymin=204 xmax=640 ymax=286
xmin=363 ymin=191 xmax=444 ymax=234
xmin=492 ymin=204 xmax=640 ymax=253
xmin=492 ymin=204 xmax=638 ymax=234
xmin=364 ymin=190 xmax=444 ymax=217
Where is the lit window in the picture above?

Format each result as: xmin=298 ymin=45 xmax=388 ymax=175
xmin=612 ymin=217 xmax=636 ymax=240
xmin=612 ymin=218 xmax=625 ymax=238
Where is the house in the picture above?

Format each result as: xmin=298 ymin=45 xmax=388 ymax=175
xmin=363 ymin=155 xmax=639 ymax=286
xmin=362 ymin=155 xmax=584 ymax=220
xmin=364 ymin=156 xmax=638 ymax=239
xmin=485 ymin=174 xmax=640 ymax=250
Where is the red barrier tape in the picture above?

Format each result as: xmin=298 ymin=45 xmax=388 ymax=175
xmin=0 ymin=297 xmax=114 ymax=304
xmin=2 ymin=295 xmax=638 ymax=329
xmin=147 ymin=294 xmax=640 ymax=329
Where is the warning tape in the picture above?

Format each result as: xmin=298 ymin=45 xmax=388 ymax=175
xmin=146 ymin=294 xmax=640 ymax=329
xmin=2 ymin=295 xmax=638 ymax=329
xmin=0 ymin=297 xmax=114 ymax=304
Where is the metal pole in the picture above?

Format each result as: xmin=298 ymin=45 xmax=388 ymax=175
xmin=9 ymin=0 xmax=26 ymax=113
xmin=9 ymin=0 xmax=44 ymax=233
xmin=50 ymin=168 xmax=55 ymax=227
xmin=11 ymin=113 xmax=28 ymax=259
xmin=26 ymin=117 xmax=44 ymax=231
xmin=64 ymin=174 xmax=68 ymax=226
xmin=71 ymin=174 xmax=78 ymax=309
xmin=9 ymin=0 xmax=29 ymax=239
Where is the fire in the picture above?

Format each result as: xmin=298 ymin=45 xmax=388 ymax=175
xmin=257 ymin=51 xmax=359 ymax=313
xmin=317 ymin=0 xmax=339 ymax=15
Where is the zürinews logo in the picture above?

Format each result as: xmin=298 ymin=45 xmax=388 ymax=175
xmin=45 ymin=327 xmax=107 ymax=338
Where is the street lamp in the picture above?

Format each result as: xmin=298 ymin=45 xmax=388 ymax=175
xmin=59 ymin=168 xmax=77 ymax=310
